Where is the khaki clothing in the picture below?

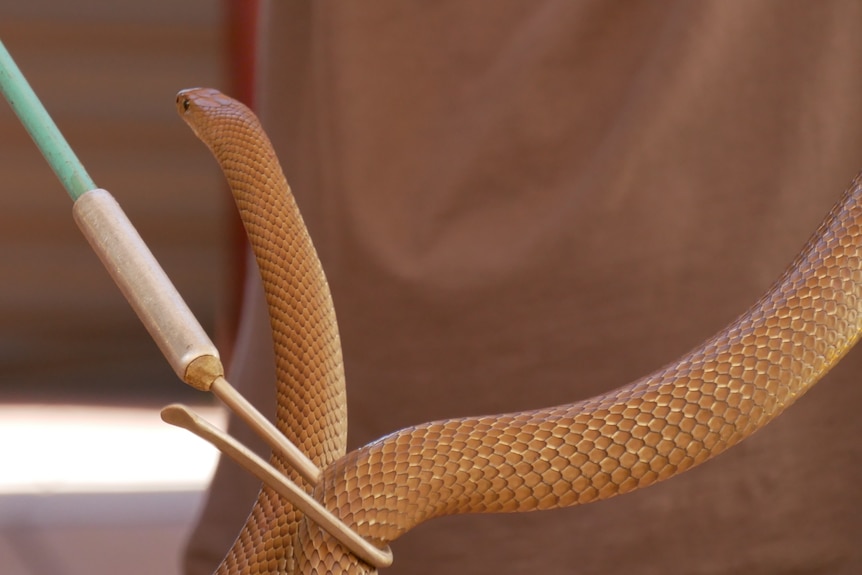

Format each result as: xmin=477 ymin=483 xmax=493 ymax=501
xmin=187 ymin=2 xmax=862 ymax=574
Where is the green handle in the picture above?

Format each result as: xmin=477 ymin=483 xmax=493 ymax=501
xmin=0 ymin=38 xmax=96 ymax=200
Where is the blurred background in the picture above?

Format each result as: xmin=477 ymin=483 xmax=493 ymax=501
xmin=0 ymin=1 xmax=244 ymax=573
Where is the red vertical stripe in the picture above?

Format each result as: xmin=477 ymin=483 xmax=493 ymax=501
xmin=220 ymin=0 xmax=259 ymax=366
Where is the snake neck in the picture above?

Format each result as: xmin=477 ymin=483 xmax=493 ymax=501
xmin=195 ymin=102 xmax=348 ymax=467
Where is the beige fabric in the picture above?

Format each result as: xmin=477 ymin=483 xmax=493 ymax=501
xmin=186 ymin=2 xmax=862 ymax=573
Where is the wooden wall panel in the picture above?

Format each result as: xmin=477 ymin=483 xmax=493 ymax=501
xmin=0 ymin=2 xmax=227 ymax=403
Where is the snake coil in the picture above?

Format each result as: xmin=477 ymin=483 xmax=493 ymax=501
xmin=179 ymin=87 xmax=862 ymax=575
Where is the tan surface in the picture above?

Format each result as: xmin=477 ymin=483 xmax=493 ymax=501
xmin=188 ymin=2 xmax=862 ymax=575
xmin=1 ymin=519 xmax=192 ymax=575
xmin=0 ymin=3 xmax=225 ymax=575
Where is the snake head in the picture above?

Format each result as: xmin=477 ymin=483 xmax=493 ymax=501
xmin=176 ymin=87 xmax=264 ymax=163
xmin=176 ymin=86 xmax=236 ymax=113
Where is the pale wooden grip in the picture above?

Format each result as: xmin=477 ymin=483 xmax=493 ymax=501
xmin=73 ymin=188 xmax=223 ymax=390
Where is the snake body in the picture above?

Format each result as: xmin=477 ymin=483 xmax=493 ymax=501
xmin=178 ymin=87 xmax=862 ymax=575
xmin=178 ymin=88 xmax=348 ymax=575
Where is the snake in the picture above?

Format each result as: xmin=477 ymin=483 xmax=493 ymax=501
xmin=178 ymin=87 xmax=862 ymax=575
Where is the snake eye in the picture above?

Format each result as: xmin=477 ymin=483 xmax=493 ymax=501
xmin=182 ymin=98 xmax=191 ymax=112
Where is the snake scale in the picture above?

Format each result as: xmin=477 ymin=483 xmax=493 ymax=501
xmin=178 ymin=87 xmax=862 ymax=575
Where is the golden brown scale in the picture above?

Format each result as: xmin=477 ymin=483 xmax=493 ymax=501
xmin=179 ymin=87 xmax=862 ymax=574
